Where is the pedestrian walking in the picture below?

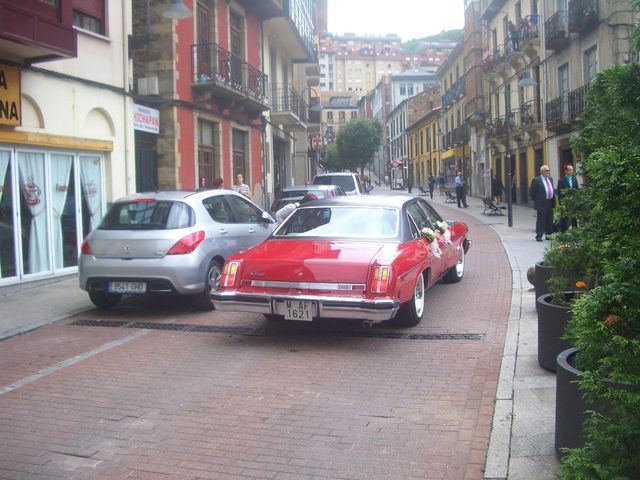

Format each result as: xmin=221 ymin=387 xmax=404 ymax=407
xmin=455 ymin=172 xmax=468 ymax=208
xmin=529 ymin=164 xmax=555 ymax=241
xmin=232 ymin=174 xmax=250 ymax=197
xmin=427 ymin=175 xmax=436 ymax=199
xmin=491 ymin=173 xmax=504 ymax=204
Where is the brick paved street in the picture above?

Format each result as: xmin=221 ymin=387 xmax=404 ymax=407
xmin=0 ymin=205 xmax=511 ymax=480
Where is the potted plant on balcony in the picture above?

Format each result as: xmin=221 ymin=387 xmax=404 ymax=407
xmin=554 ymin=63 xmax=640 ymax=478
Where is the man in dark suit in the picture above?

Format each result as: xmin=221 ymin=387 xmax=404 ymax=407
xmin=557 ymin=164 xmax=579 ymax=231
xmin=529 ymin=164 xmax=555 ymax=242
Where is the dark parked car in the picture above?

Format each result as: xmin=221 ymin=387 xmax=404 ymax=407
xmin=270 ymin=184 xmax=346 ymax=212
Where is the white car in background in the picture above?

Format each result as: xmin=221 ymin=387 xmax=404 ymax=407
xmin=79 ymin=190 xmax=276 ymax=310
xmin=312 ymin=172 xmax=371 ymax=195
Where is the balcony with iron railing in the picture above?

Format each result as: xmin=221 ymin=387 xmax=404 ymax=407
xmin=519 ymin=99 xmax=543 ymax=128
xmin=545 ymin=97 xmax=570 ymax=131
xmin=452 ymin=124 xmax=469 ymax=145
xmin=545 ymin=11 xmax=569 ymax=51
xmin=481 ymin=44 xmax=507 ymax=75
xmin=569 ymin=0 xmax=598 ymax=33
xmin=441 ymin=76 xmax=466 ymax=109
xmin=568 ymin=84 xmax=589 ymax=121
xmin=269 ymin=83 xmax=307 ymax=129
xmin=545 ymin=84 xmax=589 ymax=131
xmin=191 ymin=42 xmax=269 ymax=115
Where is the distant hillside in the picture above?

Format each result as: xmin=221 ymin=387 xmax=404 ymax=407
xmin=402 ymin=30 xmax=463 ymax=51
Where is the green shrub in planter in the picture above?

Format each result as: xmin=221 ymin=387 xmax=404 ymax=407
xmin=558 ymin=62 xmax=640 ymax=478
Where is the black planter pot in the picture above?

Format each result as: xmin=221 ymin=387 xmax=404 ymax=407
xmin=534 ymin=261 xmax=578 ymax=306
xmin=536 ymin=292 xmax=575 ymax=372
xmin=555 ymin=348 xmax=638 ymax=457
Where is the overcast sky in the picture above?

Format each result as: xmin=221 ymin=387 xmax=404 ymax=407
xmin=327 ymin=0 xmax=465 ymax=42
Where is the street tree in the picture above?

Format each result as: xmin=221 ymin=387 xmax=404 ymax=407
xmin=335 ymin=119 xmax=383 ymax=177
xmin=320 ymin=144 xmax=341 ymax=173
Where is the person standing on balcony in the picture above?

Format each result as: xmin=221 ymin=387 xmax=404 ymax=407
xmin=529 ymin=165 xmax=555 ymax=241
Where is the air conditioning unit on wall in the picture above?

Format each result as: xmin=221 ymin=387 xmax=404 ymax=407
xmin=137 ymin=76 xmax=159 ymax=96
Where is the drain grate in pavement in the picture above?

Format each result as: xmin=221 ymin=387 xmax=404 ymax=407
xmin=70 ymin=319 xmax=131 ymax=328
xmin=70 ymin=319 xmax=483 ymax=341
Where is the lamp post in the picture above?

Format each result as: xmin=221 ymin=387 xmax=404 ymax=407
xmin=504 ymin=79 xmax=514 ymax=227
xmin=504 ymin=68 xmax=538 ymax=227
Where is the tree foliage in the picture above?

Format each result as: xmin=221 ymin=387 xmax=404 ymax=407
xmin=335 ymin=119 xmax=382 ymax=176
xmin=558 ymin=63 xmax=640 ymax=480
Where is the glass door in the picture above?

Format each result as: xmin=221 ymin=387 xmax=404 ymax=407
xmin=0 ymin=150 xmax=17 ymax=281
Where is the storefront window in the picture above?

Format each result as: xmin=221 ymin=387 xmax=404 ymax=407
xmin=80 ymin=155 xmax=103 ymax=235
xmin=51 ymin=153 xmax=77 ymax=269
xmin=0 ymin=151 xmax=16 ymax=279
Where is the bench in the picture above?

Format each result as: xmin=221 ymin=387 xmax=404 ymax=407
xmin=482 ymin=197 xmax=506 ymax=215
xmin=444 ymin=190 xmax=457 ymax=204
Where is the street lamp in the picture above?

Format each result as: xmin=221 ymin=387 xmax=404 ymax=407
xmin=504 ymin=68 xmax=538 ymax=227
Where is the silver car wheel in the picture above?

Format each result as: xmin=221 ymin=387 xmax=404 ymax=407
xmin=207 ymin=261 xmax=223 ymax=295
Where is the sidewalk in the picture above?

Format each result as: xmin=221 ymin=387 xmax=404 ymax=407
xmin=424 ymin=190 xmax=559 ymax=480
xmin=0 ymin=189 xmax=559 ymax=479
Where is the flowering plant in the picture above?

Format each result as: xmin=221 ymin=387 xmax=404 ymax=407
xmin=421 ymin=228 xmax=437 ymax=242
xmin=434 ymin=220 xmax=448 ymax=234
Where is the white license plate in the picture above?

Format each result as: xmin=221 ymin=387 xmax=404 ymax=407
xmin=108 ymin=281 xmax=146 ymax=294
xmin=284 ymin=300 xmax=315 ymax=321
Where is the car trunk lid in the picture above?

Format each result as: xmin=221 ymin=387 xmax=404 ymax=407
xmin=239 ymin=239 xmax=387 ymax=284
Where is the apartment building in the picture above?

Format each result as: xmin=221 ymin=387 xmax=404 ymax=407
xmin=542 ymin=0 xmax=636 ymax=176
xmin=481 ymin=0 xmax=544 ymax=205
xmin=320 ymin=93 xmax=359 ymax=152
xmin=407 ymin=104 xmax=442 ymax=189
xmin=132 ymin=0 xmax=324 ymax=210
xmin=479 ymin=0 xmax=635 ymax=205
xmin=388 ymin=88 xmax=440 ymax=188
xmin=0 ymin=0 xmax=133 ymax=286
xmin=318 ymin=32 xmax=404 ymax=94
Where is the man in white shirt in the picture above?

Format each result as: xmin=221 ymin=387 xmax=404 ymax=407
xmin=231 ymin=174 xmax=250 ymax=197
xmin=454 ymin=172 xmax=468 ymax=208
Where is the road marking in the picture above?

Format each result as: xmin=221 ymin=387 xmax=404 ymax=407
xmin=0 ymin=331 xmax=147 ymax=395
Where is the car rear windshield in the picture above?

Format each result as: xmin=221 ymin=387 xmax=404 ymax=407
xmin=274 ymin=206 xmax=398 ymax=238
xmin=99 ymin=200 xmax=195 ymax=230
xmin=313 ymin=176 xmax=355 ymax=191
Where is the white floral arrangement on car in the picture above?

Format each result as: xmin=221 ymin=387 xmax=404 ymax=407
xmin=421 ymin=227 xmax=441 ymax=258
xmin=435 ymin=220 xmax=452 ymax=244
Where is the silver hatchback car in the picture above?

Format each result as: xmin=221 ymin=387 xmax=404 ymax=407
xmin=79 ymin=190 xmax=276 ymax=310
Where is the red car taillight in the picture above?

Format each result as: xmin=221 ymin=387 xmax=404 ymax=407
xmin=221 ymin=261 xmax=241 ymax=287
xmin=80 ymin=237 xmax=92 ymax=255
xmin=167 ymin=231 xmax=205 ymax=255
xmin=370 ymin=265 xmax=391 ymax=294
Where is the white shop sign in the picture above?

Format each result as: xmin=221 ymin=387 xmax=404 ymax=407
xmin=133 ymin=104 xmax=159 ymax=134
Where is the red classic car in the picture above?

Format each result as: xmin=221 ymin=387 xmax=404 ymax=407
xmin=211 ymin=195 xmax=470 ymax=327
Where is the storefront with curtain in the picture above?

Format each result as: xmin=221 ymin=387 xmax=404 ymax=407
xmin=0 ymin=147 xmax=105 ymax=284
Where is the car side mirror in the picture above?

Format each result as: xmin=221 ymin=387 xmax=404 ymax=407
xmin=262 ymin=211 xmax=275 ymax=223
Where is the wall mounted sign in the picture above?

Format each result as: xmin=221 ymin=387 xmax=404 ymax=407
xmin=133 ymin=104 xmax=159 ymax=134
xmin=0 ymin=64 xmax=21 ymax=127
